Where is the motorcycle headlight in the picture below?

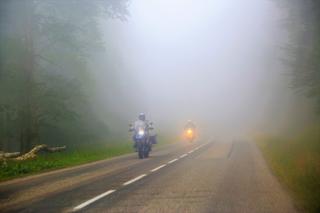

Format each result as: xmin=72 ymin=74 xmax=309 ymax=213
xmin=187 ymin=129 xmax=193 ymax=135
xmin=138 ymin=129 xmax=145 ymax=136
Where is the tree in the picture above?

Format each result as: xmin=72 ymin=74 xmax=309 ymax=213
xmin=0 ymin=0 xmax=129 ymax=152
xmin=280 ymin=0 xmax=320 ymax=113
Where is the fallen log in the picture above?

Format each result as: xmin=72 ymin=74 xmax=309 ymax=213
xmin=46 ymin=145 xmax=67 ymax=153
xmin=0 ymin=152 xmax=21 ymax=158
xmin=15 ymin=144 xmax=66 ymax=161
xmin=0 ymin=145 xmax=67 ymax=162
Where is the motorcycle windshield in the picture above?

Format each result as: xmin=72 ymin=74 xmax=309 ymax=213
xmin=134 ymin=123 xmax=146 ymax=132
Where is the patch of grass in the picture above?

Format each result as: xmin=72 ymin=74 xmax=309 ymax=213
xmin=0 ymin=140 xmax=133 ymax=182
xmin=0 ymin=135 xmax=178 ymax=182
xmin=255 ymin=126 xmax=320 ymax=213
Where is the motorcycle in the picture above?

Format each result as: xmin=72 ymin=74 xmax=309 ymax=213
xmin=185 ymin=128 xmax=195 ymax=142
xmin=129 ymin=122 xmax=155 ymax=159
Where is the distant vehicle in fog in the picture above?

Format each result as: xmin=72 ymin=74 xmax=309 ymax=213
xmin=184 ymin=120 xmax=196 ymax=142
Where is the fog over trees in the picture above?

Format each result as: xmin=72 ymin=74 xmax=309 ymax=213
xmin=0 ymin=0 xmax=319 ymax=152
xmin=0 ymin=0 xmax=129 ymax=152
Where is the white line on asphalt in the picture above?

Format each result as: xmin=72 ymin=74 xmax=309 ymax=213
xmin=150 ymin=164 xmax=166 ymax=172
xmin=168 ymin=158 xmax=178 ymax=164
xmin=73 ymin=189 xmax=116 ymax=211
xmin=123 ymin=174 xmax=147 ymax=186
xmin=71 ymin=143 xmax=211 ymax=211
xmin=180 ymin=153 xmax=188 ymax=158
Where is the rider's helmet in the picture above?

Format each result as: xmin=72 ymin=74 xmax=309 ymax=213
xmin=138 ymin=113 xmax=146 ymax=121
xmin=186 ymin=120 xmax=195 ymax=129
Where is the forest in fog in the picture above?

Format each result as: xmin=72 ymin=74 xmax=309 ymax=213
xmin=0 ymin=0 xmax=319 ymax=153
xmin=0 ymin=1 xmax=129 ymax=152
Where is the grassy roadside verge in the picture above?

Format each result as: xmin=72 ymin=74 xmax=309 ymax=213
xmin=0 ymin=140 xmax=132 ymax=182
xmin=254 ymin=126 xmax=320 ymax=213
xmin=0 ymin=135 xmax=178 ymax=182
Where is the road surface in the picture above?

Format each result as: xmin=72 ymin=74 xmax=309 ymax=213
xmin=0 ymin=140 xmax=297 ymax=213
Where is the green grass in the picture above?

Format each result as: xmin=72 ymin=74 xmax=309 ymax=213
xmin=0 ymin=140 xmax=133 ymax=182
xmin=0 ymin=135 xmax=178 ymax=182
xmin=255 ymin=126 xmax=320 ymax=213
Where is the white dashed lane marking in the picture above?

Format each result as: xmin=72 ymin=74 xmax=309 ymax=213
xmin=123 ymin=174 xmax=147 ymax=186
xmin=73 ymin=189 xmax=116 ymax=211
xmin=180 ymin=153 xmax=188 ymax=158
xmin=151 ymin=164 xmax=167 ymax=172
xmin=72 ymin=143 xmax=210 ymax=211
xmin=168 ymin=158 xmax=178 ymax=164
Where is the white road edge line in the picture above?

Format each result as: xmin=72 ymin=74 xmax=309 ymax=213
xmin=168 ymin=158 xmax=178 ymax=164
xmin=73 ymin=189 xmax=116 ymax=211
xmin=150 ymin=164 xmax=166 ymax=172
xmin=188 ymin=150 xmax=194 ymax=154
xmin=180 ymin=153 xmax=188 ymax=158
xmin=123 ymin=174 xmax=147 ymax=186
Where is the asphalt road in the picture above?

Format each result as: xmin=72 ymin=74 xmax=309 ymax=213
xmin=0 ymin=140 xmax=297 ymax=213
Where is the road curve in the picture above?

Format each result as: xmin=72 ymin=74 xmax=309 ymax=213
xmin=0 ymin=140 xmax=297 ymax=213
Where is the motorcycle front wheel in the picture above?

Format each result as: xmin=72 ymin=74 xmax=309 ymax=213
xmin=138 ymin=143 xmax=144 ymax=159
xmin=144 ymin=148 xmax=149 ymax=158
xmin=138 ymin=148 xmax=144 ymax=159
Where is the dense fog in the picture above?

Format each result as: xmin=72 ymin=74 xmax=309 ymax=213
xmin=91 ymin=0 xmax=313 ymax=139
xmin=0 ymin=0 xmax=318 ymax=151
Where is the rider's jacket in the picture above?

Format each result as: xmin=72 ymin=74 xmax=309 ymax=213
xmin=184 ymin=122 xmax=196 ymax=130
xmin=134 ymin=120 xmax=148 ymax=131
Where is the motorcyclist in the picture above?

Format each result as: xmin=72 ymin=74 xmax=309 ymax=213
xmin=184 ymin=120 xmax=196 ymax=130
xmin=133 ymin=113 xmax=148 ymax=131
xmin=130 ymin=113 xmax=155 ymax=150
xmin=184 ymin=120 xmax=196 ymax=141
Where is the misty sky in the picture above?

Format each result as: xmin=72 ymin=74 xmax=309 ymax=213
xmin=91 ymin=0 xmax=308 ymax=139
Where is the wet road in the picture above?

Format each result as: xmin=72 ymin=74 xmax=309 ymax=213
xmin=0 ymin=140 xmax=297 ymax=213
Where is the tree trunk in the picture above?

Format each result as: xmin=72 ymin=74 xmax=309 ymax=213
xmin=3 ymin=110 xmax=9 ymax=152
xmin=20 ymin=0 xmax=36 ymax=153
